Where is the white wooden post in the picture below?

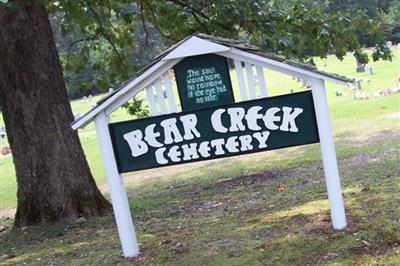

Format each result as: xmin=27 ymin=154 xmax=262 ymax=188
xmin=94 ymin=112 xmax=139 ymax=257
xmin=255 ymin=66 xmax=268 ymax=98
xmin=233 ymin=59 xmax=248 ymax=101
xmin=311 ymin=78 xmax=347 ymax=230
xmin=145 ymin=86 xmax=158 ymax=116
xmin=245 ymin=63 xmax=257 ymax=99
xmin=154 ymin=79 xmax=168 ymax=114
xmin=162 ymin=72 xmax=177 ymax=113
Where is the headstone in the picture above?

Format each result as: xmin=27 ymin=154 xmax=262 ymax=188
xmin=1 ymin=144 xmax=11 ymax=155
xmin=397 ymin=76 xmax=400 ymax=89
xmin=354 ymin=79 xmax=362 ymax=91
xmin=301 ymin=80 xmax=310 ymax=88
xmin=74 ymin=113 xmax=81 ymax=120
xmin=366 ymin=65 xmax=373 ymax=75
xmin=0 ymin=126 xmax=6 ymax=138
xmin=356 ymin=60 xmax=365 ymax=73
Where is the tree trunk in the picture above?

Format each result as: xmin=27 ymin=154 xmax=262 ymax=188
xmin=0 ymin=1 xmax=111 ymax=228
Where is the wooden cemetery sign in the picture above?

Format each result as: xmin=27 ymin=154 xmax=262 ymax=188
xmin=173 ymin=54 xmax=234 ymax=111
xmin=109 ymin=91 xmax=318 ymax=172
xmin=71 ymin=34 xmax=351 ymax=257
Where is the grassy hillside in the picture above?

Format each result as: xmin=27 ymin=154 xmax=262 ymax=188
xmin=1 ymin=50 xmax=399 ymax=210
xmin=0 ymin=50 xmax=399 ymax=265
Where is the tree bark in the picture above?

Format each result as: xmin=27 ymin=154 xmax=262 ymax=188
xmin=0 ymin=1 xmax=111 ymax=228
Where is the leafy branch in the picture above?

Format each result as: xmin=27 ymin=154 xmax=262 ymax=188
xmin=85 ymin=1 xmax=122 ymax=60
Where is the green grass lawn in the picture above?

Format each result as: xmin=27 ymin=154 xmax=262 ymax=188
xmin=0 ymin=50 xmax=399 ymax=265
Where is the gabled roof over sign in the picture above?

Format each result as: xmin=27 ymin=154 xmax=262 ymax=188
xmin=163 ymin=36 xmax=230 ymax=60
xmin=71 ymin=33 xmax=353 ymax=130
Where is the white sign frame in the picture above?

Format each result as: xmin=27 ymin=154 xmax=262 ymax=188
xmin=72 ymin=34 xmax=349 ymax=257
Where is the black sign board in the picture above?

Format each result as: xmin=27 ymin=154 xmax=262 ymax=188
xmin=174 ymin=54 xmax=235 ymax=111
xmin=109 ymin=91 xmax=319 ymax=173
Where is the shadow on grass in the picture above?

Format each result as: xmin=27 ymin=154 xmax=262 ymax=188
xmin=124 ymin=137 xmax=398 ymax=264
xmin=0 ymin=129 xmax=399 ymax=265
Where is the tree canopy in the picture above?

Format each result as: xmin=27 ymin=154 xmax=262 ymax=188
xmin=3 ymin=0 xmax=396 ymax=98
xmin=3 ymin=0 xmax=400 ymax=97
